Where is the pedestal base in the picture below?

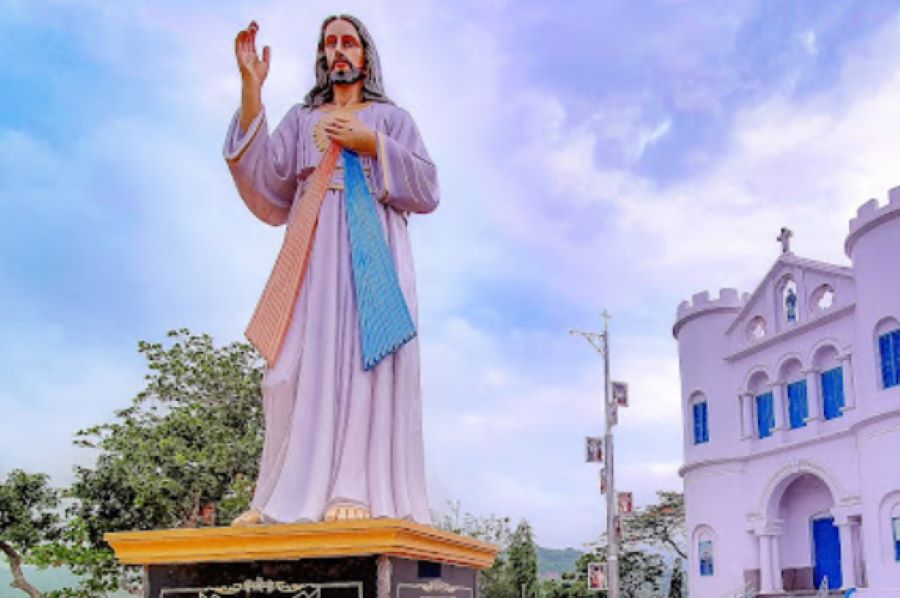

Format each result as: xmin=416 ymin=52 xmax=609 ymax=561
xmin=105 ymin=520 xmax=498 ymax=598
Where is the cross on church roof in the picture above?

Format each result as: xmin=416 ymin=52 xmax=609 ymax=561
xmin=777 ymin=227 xmax=793 ymax=254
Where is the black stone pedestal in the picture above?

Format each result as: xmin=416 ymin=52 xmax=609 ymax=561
xmin=145 ymin=555 xmax=477 ymax=598
xmin=105 ymin=519 xmax=496 ymax=598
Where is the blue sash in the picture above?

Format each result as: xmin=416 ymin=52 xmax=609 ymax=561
xmin=342 ymin=150 xmax=416 ymax=370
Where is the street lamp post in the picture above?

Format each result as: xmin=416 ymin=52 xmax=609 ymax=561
xmin=571 ymin=310 xmax=619 ymax=598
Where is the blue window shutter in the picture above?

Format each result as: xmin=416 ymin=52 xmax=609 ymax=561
xmin=893 ymin=517 xmax=900 ymax=562
xmin=693 ymin=402 xmax=709 ymax=444
xmin=822 ymin=368 xmax=845 ymax=420
xmin=831 ymin=366 xmax=845 ymax=417
xmin=821 ymin=370 xmax=833 ymax=420
xmin=703 ymin=402 xmax=709 ymax=442
xmin=787 ymin=381 xmax=807 ymax=429
xmin=693 ymin=403 xmax=703 ymax=444
xmin=757 ymin=392 xmax=774 ymax=438
xmin=881 ymin=332 xmax=896 ymax=389
xmin=894 ymin=331 xmax=900 ymax=387
xmin=756 ymin=395 xmax=764 ymax=438
xmin=790 ymin=384 xmax=797 ymax=427
xmin=787 ymin=384 xmax=795 ymax=428
xmin=799 ymin=380 xmax=809 ymax=422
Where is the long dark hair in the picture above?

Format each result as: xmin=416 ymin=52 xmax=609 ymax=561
xmin=302 ymin=14 xmax=392 ymax=108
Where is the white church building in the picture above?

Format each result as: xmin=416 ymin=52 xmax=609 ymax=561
xmin=673 ymin=188 xmax=900 ymax=596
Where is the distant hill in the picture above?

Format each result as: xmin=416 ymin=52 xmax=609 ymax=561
xmin=537 ymin=546 xmax=584 ymax=579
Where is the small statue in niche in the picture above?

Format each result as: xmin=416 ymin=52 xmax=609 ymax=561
xmin=785 ymin=283 xmax=798 ymax=323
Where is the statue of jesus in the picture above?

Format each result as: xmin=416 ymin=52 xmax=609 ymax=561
xmin=223 ymin=14 xmax=438 ymax=526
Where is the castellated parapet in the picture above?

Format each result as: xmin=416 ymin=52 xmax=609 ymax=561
xmin=673 ymin=287 xmax=745 ymax=338
xmin=845 ymin=185 xmax=900 ymax=257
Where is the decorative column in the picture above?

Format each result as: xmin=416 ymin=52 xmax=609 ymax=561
xmin=803 ymin=368 xmax=821 ymax=422
xmin=838 ymin=353 xmax=856 ymax=412
xmin=837 ymin=520 xmax=857 ymax=589
xmin=739 ymin=393 xmax=753 ymax=439
xmin=770 ymin=524 xmax=784 ymax=592
xmin=771 ymin=382 xmax=786 ymax=431
xmin=758 ymin=533 xmax=774 ymax=592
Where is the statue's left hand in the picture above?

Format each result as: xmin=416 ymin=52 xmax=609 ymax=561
xmin=323 ymin=114 xmax=377 ymax=156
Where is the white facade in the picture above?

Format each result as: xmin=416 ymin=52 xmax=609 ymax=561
xmin=673 ymin=188 xmax=900 ymax=597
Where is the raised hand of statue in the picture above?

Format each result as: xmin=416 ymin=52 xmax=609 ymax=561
xmin=323 ymin=114 xmax=377 ymax=156
xmin=234 ymin=21 xmax=270 ymax=90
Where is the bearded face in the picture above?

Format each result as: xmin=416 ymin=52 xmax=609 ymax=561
xmin=304 ymin=14 xmax=390 ymax=108
xmin=323 ymin=19 xmax=366 ymax=86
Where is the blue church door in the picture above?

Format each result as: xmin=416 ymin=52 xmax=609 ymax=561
xmin=813 ymin=516 xmax=842 ymax=589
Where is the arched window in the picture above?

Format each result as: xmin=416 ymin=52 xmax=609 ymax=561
xmin=748 ymin=371 xmax=774 ymax=439
xmin=698 ymin=537 xmax=714 ymax=576
xmin=691 ymin=393 xmax=709 ymax=445
xmin=877 ymin=318 xmax=900 ymax=390
xmin=692 ymin=525 xmax=717 ymax=577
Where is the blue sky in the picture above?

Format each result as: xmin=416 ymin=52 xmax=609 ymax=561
xmin=3 ymin=0 xmax=900 ymax=548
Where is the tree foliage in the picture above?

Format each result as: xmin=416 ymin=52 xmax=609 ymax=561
xmin=622 ymin=492 xmax=685 ymax=560
xmin=666 ymin=558 xmax=684 ymax=598
xmin=434 ymin=505 xmax=539 ymax=598
xmin=506 ymin=520 xmax=538 ymax=598
xmin=542 ymin=545 xmax=665 ymax=598
xmin=0 ymin=470 xmax=61 ymax=597
xmin=433 ymin=502 xmax=521 ymax=598
xmin=433 ymin=500 xmax=514 ymax=546
xmin=2 ymin=329 xmax=687 ymax=597
xmin=541 ymin=492 xmax=685 ymax=598
xmin=33 ymin=329 xmax=266 ymax=596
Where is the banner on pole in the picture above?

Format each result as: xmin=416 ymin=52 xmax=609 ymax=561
xmin=587 ymin=562 xmax=607 ymax=591
xmin=585 ymin=436 xmax=603 ymax=463
xmin=600 ymin=468 xmax=607 ymax=495
xmin=612 ymin=381 xmax=629 ymax=407
xmin=608 ymin=399 xmax=618 ymax=426
xmin=617 ymin=492 xmax=633 ymax=514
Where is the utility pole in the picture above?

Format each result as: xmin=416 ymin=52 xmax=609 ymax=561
xmin=571 ymin=310 xmax=619 ymax=598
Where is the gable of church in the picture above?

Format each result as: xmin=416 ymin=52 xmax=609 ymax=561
xmin=727 ymin=255 xmax=855 ymax=343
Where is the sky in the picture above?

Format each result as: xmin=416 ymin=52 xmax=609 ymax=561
xmin=3 ymin=0 xmax=900 ymax=549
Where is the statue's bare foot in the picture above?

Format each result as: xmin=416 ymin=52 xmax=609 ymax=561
xmin=231 ymin=508 xmax=263 ymax=527
xmin=324 ymin=503 xmax=371 ymax=522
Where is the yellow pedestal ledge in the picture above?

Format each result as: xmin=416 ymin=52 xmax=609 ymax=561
xmin=104 ymin=519 xmax=498 ymax=570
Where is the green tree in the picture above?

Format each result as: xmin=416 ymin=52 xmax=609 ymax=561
xmin=506 ymin=520 xmax=538 ymax=598
xmin=433 ymin=501 xmax=515 ymax=598
xmin=554 ymin=544 xmax=664 ymax=598
xmin=541 ymin=492 xmax=685 ymax=598
xmin=0 ymin=469 xmax=61 ymax=597
xmin=666 ymin=558 xmax=684 ymax=598
xmin=35 ymin=329 xmax=265 ymax=596
xmin=622 ymin=492 xmax=685 ymax=560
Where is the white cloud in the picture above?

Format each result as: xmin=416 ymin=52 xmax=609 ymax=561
xmin=799 ymin=30 xmax=819 ymax=56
